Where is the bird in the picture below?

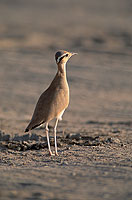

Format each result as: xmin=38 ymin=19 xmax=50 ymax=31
xmin=25 ymin=50 xmax=77 ymax=156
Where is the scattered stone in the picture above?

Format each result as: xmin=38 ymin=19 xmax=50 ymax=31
xmin=2 ymin=134 xmax=10 ymax=141
xmin=113 ymin=138 xmax=121 ymax=144
xmin=13 ymin=134 xmax=21 ymax=141
xmin=72 ymin=172 xmax=76 ymax=176
xmin=22 ymin=134 xmax=30 ymax=141
xmin=111 ymin=129 xmax=120 ymax=134
xmin=106 ymin=137 xmax=113 ymax=143
xmin=60 ymin=160 xmax=68 ymax=166
xmin=0 ymin=129 xmax=125 ymax=151
xmin=70 ymin=133 xmax=81 ymax=140
xmin=30 ymin=133 xmax=39 ymax=141
xmin=0 ymin=131 xmax=10 ymax=141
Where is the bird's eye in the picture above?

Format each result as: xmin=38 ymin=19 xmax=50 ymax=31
xmin=65 ymin=54 xmax=68 ymax=57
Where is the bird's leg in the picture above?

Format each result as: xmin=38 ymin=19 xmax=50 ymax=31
xmin=54 ymin=119 xmax=59 ymax=156
xmin=45 ymin=123 xmax=53 ymax=156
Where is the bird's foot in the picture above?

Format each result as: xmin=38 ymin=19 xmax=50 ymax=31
xmin=49 ymin=151 xmax=55 ymax=156
xmin=48 ymin=150 xmax=59 ymax=156
xmin=55 ymin=152 xmax=59 ymax=156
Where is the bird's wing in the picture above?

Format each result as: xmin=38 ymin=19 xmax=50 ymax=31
xmin=25 ymin=88 xmax=52 ymax=131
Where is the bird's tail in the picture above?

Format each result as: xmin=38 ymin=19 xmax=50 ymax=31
xmin=25 ymin=121 xmax=44 ymax=132
xmin=25 ymin=128 xmax=29 ymax=132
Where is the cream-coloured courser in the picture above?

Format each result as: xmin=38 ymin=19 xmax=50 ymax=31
xmin=25 ymin=50 xmax=77 ymax=156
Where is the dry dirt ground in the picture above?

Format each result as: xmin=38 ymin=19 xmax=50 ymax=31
xmin=0 ymin=0 xmax=132 ymax=199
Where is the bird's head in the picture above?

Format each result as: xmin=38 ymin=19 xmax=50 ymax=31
xmin=55 ymin=50 xmax=77 ymax=65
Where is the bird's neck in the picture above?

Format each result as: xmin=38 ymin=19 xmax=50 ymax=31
xmin=57 ymin=63 xmax=67 ymax=76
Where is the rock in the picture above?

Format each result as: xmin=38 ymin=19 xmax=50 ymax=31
xmin=68 ymin=133 xmax=81 ymax=140
xmin=65 ymin=133 xmax=70 ymax=139
xmin=22 ymin=134 xmax=30 ymax=141
xmin=13 ymin=134 xmax=30 ymax=141
xmin=111 ymin=129 xmax=120 ymax=133
xmin=30 ymin=133 xmax=39 ymax=141
xmin=106 ymin=137 xmax=113 ymax=143
xmin=113 ymin=138 xmax=121 ymax=144
xmin=13 ymin=134 xmax=21 ymax=141
xmin=2 ymin=134 xmax=10 ymax=141
xmin=0 ymin=130 xmax=10 ymax=141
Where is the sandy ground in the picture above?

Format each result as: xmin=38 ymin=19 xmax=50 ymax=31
xmin=0 ymin=0 xmax=132 ymax=199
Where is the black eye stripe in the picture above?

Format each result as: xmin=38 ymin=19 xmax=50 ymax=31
xmin=58 ymin=54 xmax=69 ymax=62
xmin=59 ymin=55 xmax=65 ymax=62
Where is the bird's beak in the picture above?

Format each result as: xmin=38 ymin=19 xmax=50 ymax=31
xmin=71 ymin=52 xmax=78 ymax=56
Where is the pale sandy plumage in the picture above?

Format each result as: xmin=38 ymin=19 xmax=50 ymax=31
xmin=25 ymin=50 xmax=77 ymax=155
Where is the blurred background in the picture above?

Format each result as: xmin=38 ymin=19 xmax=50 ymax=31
xmin=0 ymin=0 xmax=132 ymax=134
